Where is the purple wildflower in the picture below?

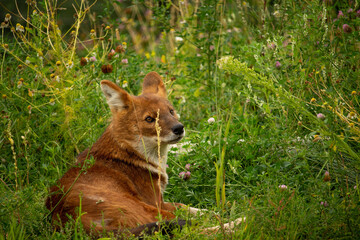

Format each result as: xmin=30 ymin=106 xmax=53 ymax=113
xmin=324 ymin=171 xmax=331 ymax=182
xmin=275 ymin=61 xmax=281 ymax=69
xmin=179 ymin=171 xmax=191 ymax=180
xmin=338 ymin=11 xmax=344 ymax=18
xmin=121 ymin=58 xmax=128 ymax=64
xmin=320 ymin=201 xmax=329 ymax=207
xmin=317 ymin=113 xmax=325 ymax=120
xmin=185 ymin=164 xmax=191 ymax=171
xmin=278 ymin=185 xmax=287 ymax=192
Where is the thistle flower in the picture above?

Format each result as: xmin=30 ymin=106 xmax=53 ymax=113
xmin=342 ymin=24 xmax=352 ymax=33
xmin=207 ymin=117 xmax=215 ymax=124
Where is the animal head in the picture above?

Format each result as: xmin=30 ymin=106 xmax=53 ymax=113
xmin=100 ymin=72 xmax=184 ymax=161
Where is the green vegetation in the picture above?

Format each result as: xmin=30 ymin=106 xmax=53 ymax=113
xmin=1 ymin=0 xmax=359 ymax=239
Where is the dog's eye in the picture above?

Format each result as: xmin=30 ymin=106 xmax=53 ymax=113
xmin=170 ymin=109 xmax=174 ymax=115
xmin=145 ymin=116 xmax=155 ymax=123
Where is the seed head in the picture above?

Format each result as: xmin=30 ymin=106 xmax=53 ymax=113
xmin=342 ymin=24 xmax=352 ymax=33
xmin=101 ymin=64 xmax=113 ymax=74
xmin=80 ymin=57 xmax=87 ymax=66
xmin=115 ymin=45 xmax=125 ymax=53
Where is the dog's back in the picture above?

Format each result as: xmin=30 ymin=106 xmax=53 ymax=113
xmin=46 ymin=72 xmax=185 ymax=233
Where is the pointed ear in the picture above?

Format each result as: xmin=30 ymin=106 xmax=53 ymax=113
xmin=100 ymin=80 xmax=131 ymax=111
xmin=141 ymin=72 xmax=167 ymax=98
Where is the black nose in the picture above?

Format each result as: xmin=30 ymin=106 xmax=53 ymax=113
xmin=172 ymin=124 xmax=184 ymax=135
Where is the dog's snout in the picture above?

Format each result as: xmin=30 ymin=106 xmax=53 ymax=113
xmin=172 ymin=124 xmax=184 ymax=135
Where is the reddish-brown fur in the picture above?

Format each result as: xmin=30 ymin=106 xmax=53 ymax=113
xmin=46 ymin=72 xmax=185 ymax=234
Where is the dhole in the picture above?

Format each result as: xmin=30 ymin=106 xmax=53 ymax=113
xmin=46 ymin=72 xmax=188 ymax=235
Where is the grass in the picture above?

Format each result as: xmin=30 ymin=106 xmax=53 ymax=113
xmin=1 ymin=0 xmax=360 ymax=239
